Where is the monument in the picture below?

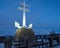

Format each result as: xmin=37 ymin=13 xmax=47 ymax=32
xmin=14 ymin=1 xmax=35 ymax=41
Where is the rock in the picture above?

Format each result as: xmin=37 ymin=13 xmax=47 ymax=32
xmin=15 ymin=27 xmax=35 ymax=41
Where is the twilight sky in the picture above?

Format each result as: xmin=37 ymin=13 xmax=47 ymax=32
xmin=0 ymin=0 xmax=60 ymax=35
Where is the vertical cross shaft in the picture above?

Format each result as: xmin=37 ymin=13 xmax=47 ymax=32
xmin=18 ymin=1 xmax=29 ymax=27
xmin=23 ymin=1 xmax=26 ymax=27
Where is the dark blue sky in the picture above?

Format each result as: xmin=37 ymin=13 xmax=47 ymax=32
xmin=0 ymin=0 xmax=60 ymax=35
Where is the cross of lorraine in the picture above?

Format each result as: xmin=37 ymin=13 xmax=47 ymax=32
xmin=15 ymin=1 xmax=32 ymax=29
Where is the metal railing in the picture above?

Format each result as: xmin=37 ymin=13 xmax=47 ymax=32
xmin=0 ymin=34 xmax=60 ymax=48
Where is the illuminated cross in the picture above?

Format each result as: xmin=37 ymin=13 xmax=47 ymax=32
xmin=15 ymin=1 xmax=32 ymax=29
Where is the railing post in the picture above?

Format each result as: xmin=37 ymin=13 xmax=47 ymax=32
xmin=48 ymin=38 xmax=53 ymax=47
xmin=56 ymin=36 xmax=60 ymax=43
xmin=41 ymin=38 xmax=44 ymax=48
xmin=4 ymin=39 xmax=12 ymax=48
xmin=26 ymin=38 xmax=32 ymax=48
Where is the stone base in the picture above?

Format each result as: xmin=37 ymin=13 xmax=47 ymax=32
xmin=15 ymin=27 xmax=35 ymax=41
